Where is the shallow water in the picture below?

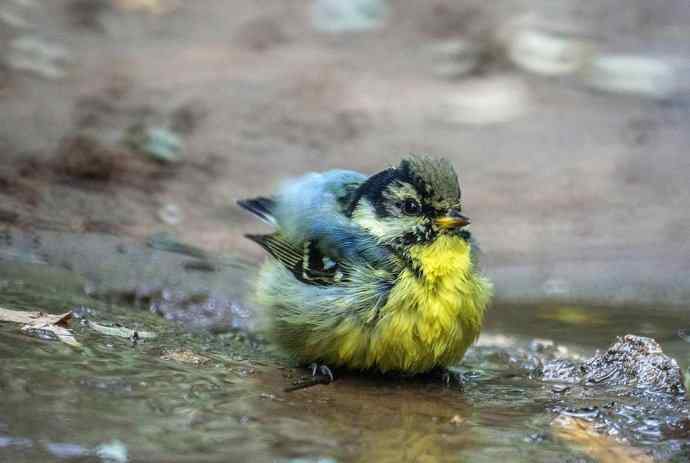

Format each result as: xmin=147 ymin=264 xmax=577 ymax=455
xmin=0 ymin=257 xmax=688 ymax=463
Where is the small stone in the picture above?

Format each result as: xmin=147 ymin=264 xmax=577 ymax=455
xmin=529 ymin=338 xmax=555 ymax=352
xmin=311 ymin=0 xmax=387 ymax=33
xmin=126 ymin=125 xmax=183 ymax=163
xmin=524 ymin=432 xmax=547 ymax=444
xmin=507 ymin=27 xmax=592 ymax=76
xmin=551 ymin=384 xmax=570 ymax=393
xmin=580 ymin=335 xmax=685 ymax=395
xmin=157 ymin=203 xmax=183 ymax=225
xmin=542 ymin=335 xmax=685 ymax=396
xmin=95 ymin=439 xmax=128 ymax=463
xmin=583 ymin=54 xmax=678 ymax=99
xmin=45 ymin=443 xmax=88 ymax=459
xmin=562 ymin=406 xmax=600 ymax=420
xmin=437 ymin=75 xmax=530 ymax=125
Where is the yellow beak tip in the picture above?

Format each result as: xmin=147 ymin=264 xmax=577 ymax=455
xmin=435 ymin=216 xmax=471 ymax=230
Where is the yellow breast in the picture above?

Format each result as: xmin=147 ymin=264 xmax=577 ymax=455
xmin=320 ymin=235 xmax=492 ymax=373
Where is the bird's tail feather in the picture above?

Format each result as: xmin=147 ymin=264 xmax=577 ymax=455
xmin=237 ymin=196 xmax=277 ymax=225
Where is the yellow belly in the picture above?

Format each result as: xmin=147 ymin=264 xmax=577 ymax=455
xmin=304 ymin=235 xmax=492 ymax=373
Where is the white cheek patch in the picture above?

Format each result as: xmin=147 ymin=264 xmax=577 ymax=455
xmin=351 ymin=200 xmax=389 ymax=237
xmin=351 ymin=200 xmax=427 ymax=244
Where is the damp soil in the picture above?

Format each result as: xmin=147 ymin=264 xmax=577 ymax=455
xmin=1 ymin=2 xmax=690 ymax=461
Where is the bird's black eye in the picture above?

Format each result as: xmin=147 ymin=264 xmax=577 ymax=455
xmin=401 ymin=198 xmax=421 ymax=216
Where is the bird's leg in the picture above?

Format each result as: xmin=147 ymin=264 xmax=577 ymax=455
xmin=284 ymin=363 xmax=334 ymax=392
xmin=310 ymin=363 xmax=334 ymax=383
xmin=430 ymin=367 xmax=464 ymax=389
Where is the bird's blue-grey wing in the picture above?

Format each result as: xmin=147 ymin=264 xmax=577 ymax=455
xmin=239 ymin=169 xmax=394 ymax=284
xmin=272 ymin=169 xmax=392 ymax=266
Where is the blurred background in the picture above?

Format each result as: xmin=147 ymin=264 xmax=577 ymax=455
xmin=1 ymin=0 xmax=690 ymax=306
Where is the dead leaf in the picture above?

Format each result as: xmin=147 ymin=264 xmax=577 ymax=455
xmin=552 ymin=416 xmax=653 ymax=463
xmin=20 ymin=324 xmax=80 ymax=347
xmin=0 ymin=307 xmax=72 ymax=326
xmin=0 ymin=306 xmax=80 ymax=347
xmin=88 ymin=321 xmax=156 ymax=340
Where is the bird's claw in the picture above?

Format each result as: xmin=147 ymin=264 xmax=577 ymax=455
xmin=284 ymin=364 xmax=335 ymax=392
xmin=436 ymin=368 xmax=464 ymax=389
xmin=309 ymin=363 xmax=334 ymax=383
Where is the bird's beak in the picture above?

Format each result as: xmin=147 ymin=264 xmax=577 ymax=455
xmin=435 ymin=210 xmax=471 ymax=230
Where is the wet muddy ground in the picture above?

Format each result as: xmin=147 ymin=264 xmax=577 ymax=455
xmin=1 ymin=232 xmax=689 ymax=462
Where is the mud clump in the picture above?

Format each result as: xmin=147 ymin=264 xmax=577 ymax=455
xmin=170 ymin=102 xmax=207 ymax=135
xmin=234 ymin=16 xmax=290 ymax=52
xmin=542 ymin=335 xmax=688 ymax=460
xmin=581 ymin=335 xmax=686 ymax=395
xmin=67 ymin=0 xmax=110 ymax=30
xmin=663 ymin=417 xmax=690 ymax=439
xmin=543 ymin=335 xmax=686 ymax=396
xmin=55 ymin=134 xmax=123 ymax=181
xmin=52 ymin=133 xmax=181 ymax=188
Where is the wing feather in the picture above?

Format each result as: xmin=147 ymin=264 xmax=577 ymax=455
xmin=239 ymin=169 xmax=394 ymax=286
xmin=237 ymin=197 xmax=276 ymax=225
xmin=246 ymin=233 xmax=344 ymax=286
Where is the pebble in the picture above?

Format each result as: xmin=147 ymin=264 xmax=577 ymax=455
xmin=126 ymin=126 xmax=184 ymax=163
xmin=582 ymin=54 xmax=678 ymax=99
xmin=508 ymin=27 xmax=592 ymax=76
xmin=157 ymin=203 xmax=183 ymax=225
xmin=311 ymin=0 xmax=387 ymax=33
xmin=551 ymin=384 xmax=571 ymax=393
xmin=437 ymin=75 xmax=530 ymax=125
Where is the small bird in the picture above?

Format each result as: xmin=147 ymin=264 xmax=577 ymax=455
xmin=239 ymin=156 xmax=492 ymax=378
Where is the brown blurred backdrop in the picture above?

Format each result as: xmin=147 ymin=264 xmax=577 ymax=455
xmin=1 ymin=0 xmax=689 ymax=305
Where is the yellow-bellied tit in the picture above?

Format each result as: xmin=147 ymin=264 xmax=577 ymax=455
xmin=238 ymin=156 xmax=492 ymax=376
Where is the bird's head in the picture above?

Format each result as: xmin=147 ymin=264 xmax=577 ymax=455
xmin=347 ymin=156 xmax=471 ymax=254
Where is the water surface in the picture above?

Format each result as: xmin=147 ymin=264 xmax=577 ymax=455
xmin=0 ymin=257 xmax=688 ymax=463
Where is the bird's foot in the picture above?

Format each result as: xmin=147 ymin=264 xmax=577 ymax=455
xmin=430 ymin=368 xmax=464 ymax=390
xmin=284 ymin=363 xmax=334 ymax=392
xmin=310 ymin=363 xmax=334 ymax=383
